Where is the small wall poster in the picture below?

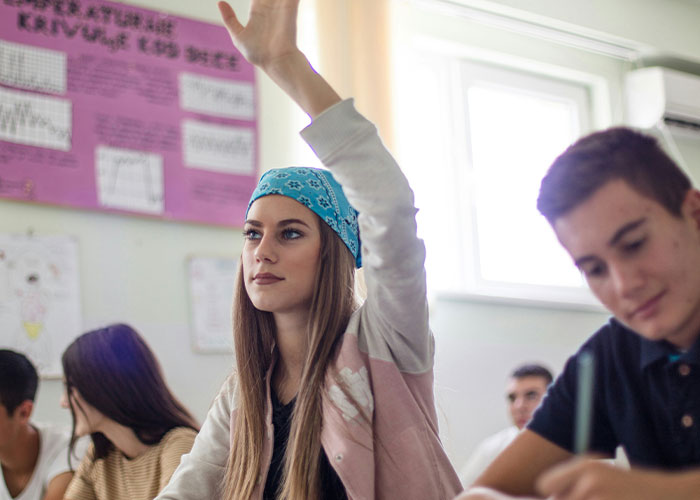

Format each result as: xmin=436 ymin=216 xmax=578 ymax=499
xmin=0 ymin=234 xmax=82 ymax=377
xmin=187 ymin=255 xmax=237 ymax=353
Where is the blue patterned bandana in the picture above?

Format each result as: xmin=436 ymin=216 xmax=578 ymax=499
xmin=246 ymin=167 xmax=361 ymax=268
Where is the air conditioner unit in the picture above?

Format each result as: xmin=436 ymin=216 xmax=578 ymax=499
xmin=625 ymin=66 xmax=700 ymax=131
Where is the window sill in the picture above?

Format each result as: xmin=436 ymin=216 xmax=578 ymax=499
xmin=432 ymin=288 xmax=608 ymax=314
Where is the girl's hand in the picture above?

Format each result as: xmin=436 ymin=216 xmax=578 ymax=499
xmin=217 ymin=0 xmax=301 ymax=70
xmin=218 ymin=0 xmax=340 ymax=118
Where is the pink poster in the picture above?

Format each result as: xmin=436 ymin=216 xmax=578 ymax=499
xmin=0 ymin=0 xmax=257 ymax=226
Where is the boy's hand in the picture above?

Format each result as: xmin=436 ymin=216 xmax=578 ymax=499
xmin=454 ymin=486 xmax=538 ymax=499
xmin=537 ymin=457 xmax=677 ymax=500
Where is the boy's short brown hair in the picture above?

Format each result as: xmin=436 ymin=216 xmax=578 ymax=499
xmin=537 ymin=127 xmax=691 ymax=224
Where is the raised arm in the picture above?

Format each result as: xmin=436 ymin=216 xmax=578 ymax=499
xmin=220 ymin=0 xmax=432 ymax=371
xmin=218 ymin=0 xmax=340 ymax=118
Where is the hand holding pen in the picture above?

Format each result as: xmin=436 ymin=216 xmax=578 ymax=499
xmin=535 ymin=351 xmax=684 ymax=500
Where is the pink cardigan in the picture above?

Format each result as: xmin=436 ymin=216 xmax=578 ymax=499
xmin=157 ymin=99 xmax=462 ymax=500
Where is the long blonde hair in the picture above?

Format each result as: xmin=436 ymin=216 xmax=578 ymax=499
xmin=224 ymin=215 xmax=357 ymax=499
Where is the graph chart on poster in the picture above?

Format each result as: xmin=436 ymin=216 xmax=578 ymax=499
xmin=95 ymin=145 xmax=164 ymax=214
xmin=0 ymin=39 xmax=67 ymax=93
xmin=0 ymin=86 xmax=73 ymax=151
xmin=0 ymin=2 xmax=258 ymax=227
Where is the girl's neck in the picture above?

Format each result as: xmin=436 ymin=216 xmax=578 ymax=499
xmin=98 ymin=420 xmax=151 ymax=459
xmin=272 ymin=310 xmax=310 ymax=403
xmin=273 ymin=310 xmax=309 ymax=365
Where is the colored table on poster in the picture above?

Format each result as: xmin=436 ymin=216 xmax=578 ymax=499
xmin=0 ymin=0 xmax=258 ymax=226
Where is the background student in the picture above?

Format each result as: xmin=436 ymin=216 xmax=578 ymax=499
xmin=458 ymin=127 xmax=700 ymax=500
xmin=0 ymin=349 xmax=78 ymax=500
xmin=156 ymin=0 xmax=462 ymax=498
xmin=62 ymin=324 xmax=199 ymax=500
xmin=459 ymin=364 xmax=552 ymax=487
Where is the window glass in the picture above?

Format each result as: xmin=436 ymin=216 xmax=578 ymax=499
xmin=395 ymin=50 xmax=603 ymax=305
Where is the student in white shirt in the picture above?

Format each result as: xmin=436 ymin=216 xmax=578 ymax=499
xmin=460 ymin=364 xmax=553 ymax=487
xmin=0 ymin=349 xmax=76 ymax=500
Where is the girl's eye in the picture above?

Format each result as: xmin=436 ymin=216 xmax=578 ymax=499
xmin=282 ymin=228 xmax=302 ymax=240
xmin=243 ymin=229 xmax=261 ymax=240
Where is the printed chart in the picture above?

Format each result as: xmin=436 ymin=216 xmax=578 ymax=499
xmin=0 ymin=40 xmax=67 ymax=94
xmin=180 ymin=72 xmax=255 ymax=120
xmin=0 ymin=87 xmax=72 ymax=151
xmin=182 ymin=119 xmax=255 ymax=175
xmin=95 ymin=145 xmax=164 ymax=214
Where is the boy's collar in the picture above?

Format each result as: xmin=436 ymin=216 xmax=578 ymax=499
xmin=639 ymin=333 xmax=700 ymax=370
xmin=609 ymin=317 xmax=700 ymax=369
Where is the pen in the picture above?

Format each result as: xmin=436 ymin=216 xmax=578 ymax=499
xmin=574 ymin=350 xmax=595 ymax=455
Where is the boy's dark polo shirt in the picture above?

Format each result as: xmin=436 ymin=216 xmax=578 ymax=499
xmin=528 ymin=317 xmax=700 ymax=468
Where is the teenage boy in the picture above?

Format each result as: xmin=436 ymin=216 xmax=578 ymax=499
xmin=458 ymin=127 xmax=700 ymax=500
xmin=460 ymin=364 xmax=553 ymax=486
xmin=0 ymin=350 xmax=74 ymax=500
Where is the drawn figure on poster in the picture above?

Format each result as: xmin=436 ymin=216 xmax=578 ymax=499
xmin=7 ymin=249 xmax=56 ymax=370
xmin=0 ymin=234 xmax=82 ymax=377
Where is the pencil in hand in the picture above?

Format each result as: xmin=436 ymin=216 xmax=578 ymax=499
xmin=574 ymin=350 xmax=595 ymax=455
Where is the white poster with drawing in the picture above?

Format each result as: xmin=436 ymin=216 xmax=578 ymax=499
xmin=187 ymin=256 xmax=237 ymax=354
xmin=0 ymin=234 xmax=82 ymax=377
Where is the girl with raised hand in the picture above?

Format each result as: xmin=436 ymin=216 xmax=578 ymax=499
xmin=157 ymin=1 xmax=462 ymax=498
xmin=61 ymin=324 xmax=199 ymax=500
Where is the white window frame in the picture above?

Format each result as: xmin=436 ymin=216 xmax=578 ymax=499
xmin=394 ymin=39 xmax=612 ymax=310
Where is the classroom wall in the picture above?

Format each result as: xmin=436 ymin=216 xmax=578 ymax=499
xmin=432 ymin=297 xmax=608 ymax=470
xmin=452 ymin=0 xmax=700 ymax=64
xmin=4 ymin=0 xmax=700 ymax=478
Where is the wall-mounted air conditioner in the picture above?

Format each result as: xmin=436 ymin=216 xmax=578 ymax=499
xmin=625 ymin=66 xmax=700 ymax=131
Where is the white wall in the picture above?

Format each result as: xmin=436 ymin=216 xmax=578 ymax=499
xmin=4 ymin=0 xmax=700 ymax=479
xmin=432 ymin=297 xmax=609 ymax=470
xmin=451 ymin=0 xmax=700 ymax=64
